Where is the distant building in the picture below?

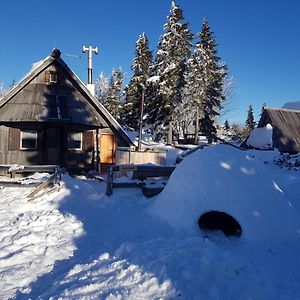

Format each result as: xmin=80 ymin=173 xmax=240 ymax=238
xmin=256 ymin=107 xmax=300 ymax=153
xmin=0 ymin=49 xmax=133 ymax=173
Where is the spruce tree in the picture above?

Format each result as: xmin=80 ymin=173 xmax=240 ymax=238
xmin=124 ymin=33 xmax=152 ymax=130
xmin=95 ymin=72 xmax=109 ymax=103
xmin=147 ymin=1 xmax=193 ymax=144
xmin=102 ymin=67 xmax=124 ymax=121
xmin=224 ymin=119 xmax=229 ymax=130
xmin=195 ymin=18 xmax=228 ymax=143
xmin=245 ymin=104 xmax=255 ymax=133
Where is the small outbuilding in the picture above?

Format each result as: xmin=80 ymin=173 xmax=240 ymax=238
xmin=0 ymin=49 xmax=134 ymax=173
xmin=257 ymin=107 xmax=300 ymax=153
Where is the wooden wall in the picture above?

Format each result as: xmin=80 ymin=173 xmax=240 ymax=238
xmin=0 ymin=125 xmax=94 ymax=171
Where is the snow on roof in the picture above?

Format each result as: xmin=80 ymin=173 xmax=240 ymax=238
xmin=282 ymin=101 xmax=300 ymax=110
xmin=16 ymin=57 xmax=50 ymax=87
xmin=246 ymin=124 xmax=273 ymax=150
xmin=149 ymin=144 xmax=300 ymax=243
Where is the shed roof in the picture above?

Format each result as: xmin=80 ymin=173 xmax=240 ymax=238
xmin=258 ymin=107 xmax=300 ymax=152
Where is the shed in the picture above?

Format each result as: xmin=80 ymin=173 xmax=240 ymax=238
xmin=0 ymin=49 xmax=134 ymax=173
xmin=257 ymin=107 xmax=300 ymax=153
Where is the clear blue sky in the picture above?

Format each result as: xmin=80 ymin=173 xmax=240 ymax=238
xmin=1 ymin=0 xmax=300 ymax=124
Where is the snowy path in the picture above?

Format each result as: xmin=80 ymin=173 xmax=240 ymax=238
xmin=0 ymin=152 xmax=300 ymax=299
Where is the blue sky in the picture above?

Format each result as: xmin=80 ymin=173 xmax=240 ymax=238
xmin=1 ymin=0 xmax=300 ymax=124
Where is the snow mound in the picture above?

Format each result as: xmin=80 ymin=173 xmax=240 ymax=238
xmin=150 ymin=145 xmax=300 ymax=243
xmin=246 ymin=124 xmax=273 ymax=149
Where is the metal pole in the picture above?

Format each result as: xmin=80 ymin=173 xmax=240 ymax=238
xmin=82 ymin=46 xmax=98 ymax=84
xmin=138 ymin=87 xmax=145 ymax=151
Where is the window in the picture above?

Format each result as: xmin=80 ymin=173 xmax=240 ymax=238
xmin=47 ymin=95 xmax=69 ymax=120
xmin=49 ymin=72 xmax=58 ymax=83
xmin=21 ymin=131 xmax=37 ymax=150
xmin=45 ymin=71 xmax=58 ymax=83
xmin=67 ymin=132 xmax=82 ymax=150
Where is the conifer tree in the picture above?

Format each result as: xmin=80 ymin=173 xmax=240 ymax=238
xmin=124 ymin=33 xmax=152 ymax=130
xmin=147 ymin=1 xmax=193 ymax=144
xmin=193 ymin=18 xmax=228 ymax=143
xmin=224 ymin=119 xmax=230 ymax=130
xmin=245 ymin=104 xmax=255 ymax=133
xmin=95 ymin=72 xmax=109 ymax=103
xmin=259 ymin=102 xmax=266 ymax=118
xmin=102 ymin=67 xmax=123 ymax=121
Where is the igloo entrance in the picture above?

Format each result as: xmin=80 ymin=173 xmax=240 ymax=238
xmin=198 ymin=211 xmax=242 ymax=237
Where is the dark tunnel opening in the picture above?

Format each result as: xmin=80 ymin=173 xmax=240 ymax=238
xmin=198 ymin=211 xmax=242 ymax=237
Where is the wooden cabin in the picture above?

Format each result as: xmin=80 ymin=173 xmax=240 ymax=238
xmin=0 ymin=49 xmax=134 ymax=173
xmin=256 ymin=107 xmax=300 ymax=153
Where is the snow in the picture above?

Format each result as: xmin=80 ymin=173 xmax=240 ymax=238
xmin=282 ymin=101 xmax=300 ymax=110
xmin=246 ymin=123 xmax=273 ymax=149
xmin=1 ymin=146 xmax=300 ymax=299
xmin=150 ymin=145 xmax=300 ymax=242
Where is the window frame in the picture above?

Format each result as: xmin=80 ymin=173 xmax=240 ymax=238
xmin=20 ymin=130 xmax=38 ymax=150
xmin=47 ymin=94 xmax=69 ymax=120
xmin=49 ymin=72 xmax=58 ymax=83
xmin=67 ymin=131 xmax=83 ymax=150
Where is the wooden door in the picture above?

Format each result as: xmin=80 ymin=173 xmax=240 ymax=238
xmin=46 ymin=127 xmax=64 ymax=165
xmin=100 ymin=133 xmax=115 ymax=164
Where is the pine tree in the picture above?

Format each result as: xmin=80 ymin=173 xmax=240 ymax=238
xmin=95 ymin=72 xmax=109 ymax=103
xmin=259 ymin=102 xmax=266 ymax=118
xmin=195 ymin=18 xmax=228 ymax=143
xmin=224 ymin=119 xmax=229 ymax=130
xmin=245 ymin=104 xmax=255 ymax=134
xmin=147 ymin=1 xmax=193 ymax=144
xmin=102 ymin=67 xmax=124 ymax=121
xmin=124 ymin=33 xmax=152 ymax=130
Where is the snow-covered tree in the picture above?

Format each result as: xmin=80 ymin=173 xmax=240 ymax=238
xmin=147 ymin=1 xmax=193 ymax=144
xmin=0 ymin=82 xmax=6 ymax=98
xmin=194 ymin=18 xmax=228 ymax=143
xmin=95 ymin=72 xmax=109 ymax=103
xmin=124 ymin=33 xmax=152 ymax=130
xmin=102 ymin=68 xmax=124 ymax=121
xmin=245 ymin=104 xmax=255 ymax=135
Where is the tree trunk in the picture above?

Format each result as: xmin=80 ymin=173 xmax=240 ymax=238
xmin=167 ymin=120 xmax=173 ymax=145
xmin=194 ymin=108 xmax=199 ymax=145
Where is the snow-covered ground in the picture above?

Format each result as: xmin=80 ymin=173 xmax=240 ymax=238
xmin=1 ymin=145 xmax=300 ymax=299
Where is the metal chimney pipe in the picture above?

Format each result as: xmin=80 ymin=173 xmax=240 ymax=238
xmin=82 ymin=46 xmax=98 ymax=84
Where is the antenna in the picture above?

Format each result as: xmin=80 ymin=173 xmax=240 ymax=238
xmin=82 ymin=45 xmax=98 ymax=84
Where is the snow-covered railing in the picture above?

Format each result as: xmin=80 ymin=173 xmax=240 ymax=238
xmin=106 ymin=164 xmax=175 ymax=196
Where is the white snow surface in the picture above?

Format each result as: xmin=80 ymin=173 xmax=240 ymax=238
xmin=1 ymin=146 xmax=300 ymax=299
xmin=246 ymin=123 xmax=273 ymax=149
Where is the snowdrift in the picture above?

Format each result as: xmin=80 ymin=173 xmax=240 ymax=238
xmin=150 ymin=145 xmax=300 ymax=243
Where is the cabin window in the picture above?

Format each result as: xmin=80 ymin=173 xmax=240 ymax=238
xmin=49 ymin=72 xmax=58 ymax=83
xmin=47 ymin=95 xmax=69 ymax=120
xmin=20 ymin=131 xmax=37 ymax=150
xmin=45 ymin=71 xmax=58 ymax=83
xmin=67 ymin=132 xmax=82 ymax=150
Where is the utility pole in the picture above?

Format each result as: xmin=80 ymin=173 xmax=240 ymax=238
xmin=82 ymin=45 xmax=98 ymax=84
xmin=138 ymin=86 xmax=145 ymax=151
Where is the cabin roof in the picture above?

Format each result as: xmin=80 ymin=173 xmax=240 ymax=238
xmin=0 ymin=49 xmax=133 ymax=146
xmin=258 ymin=107 xmax=300 ymax=152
